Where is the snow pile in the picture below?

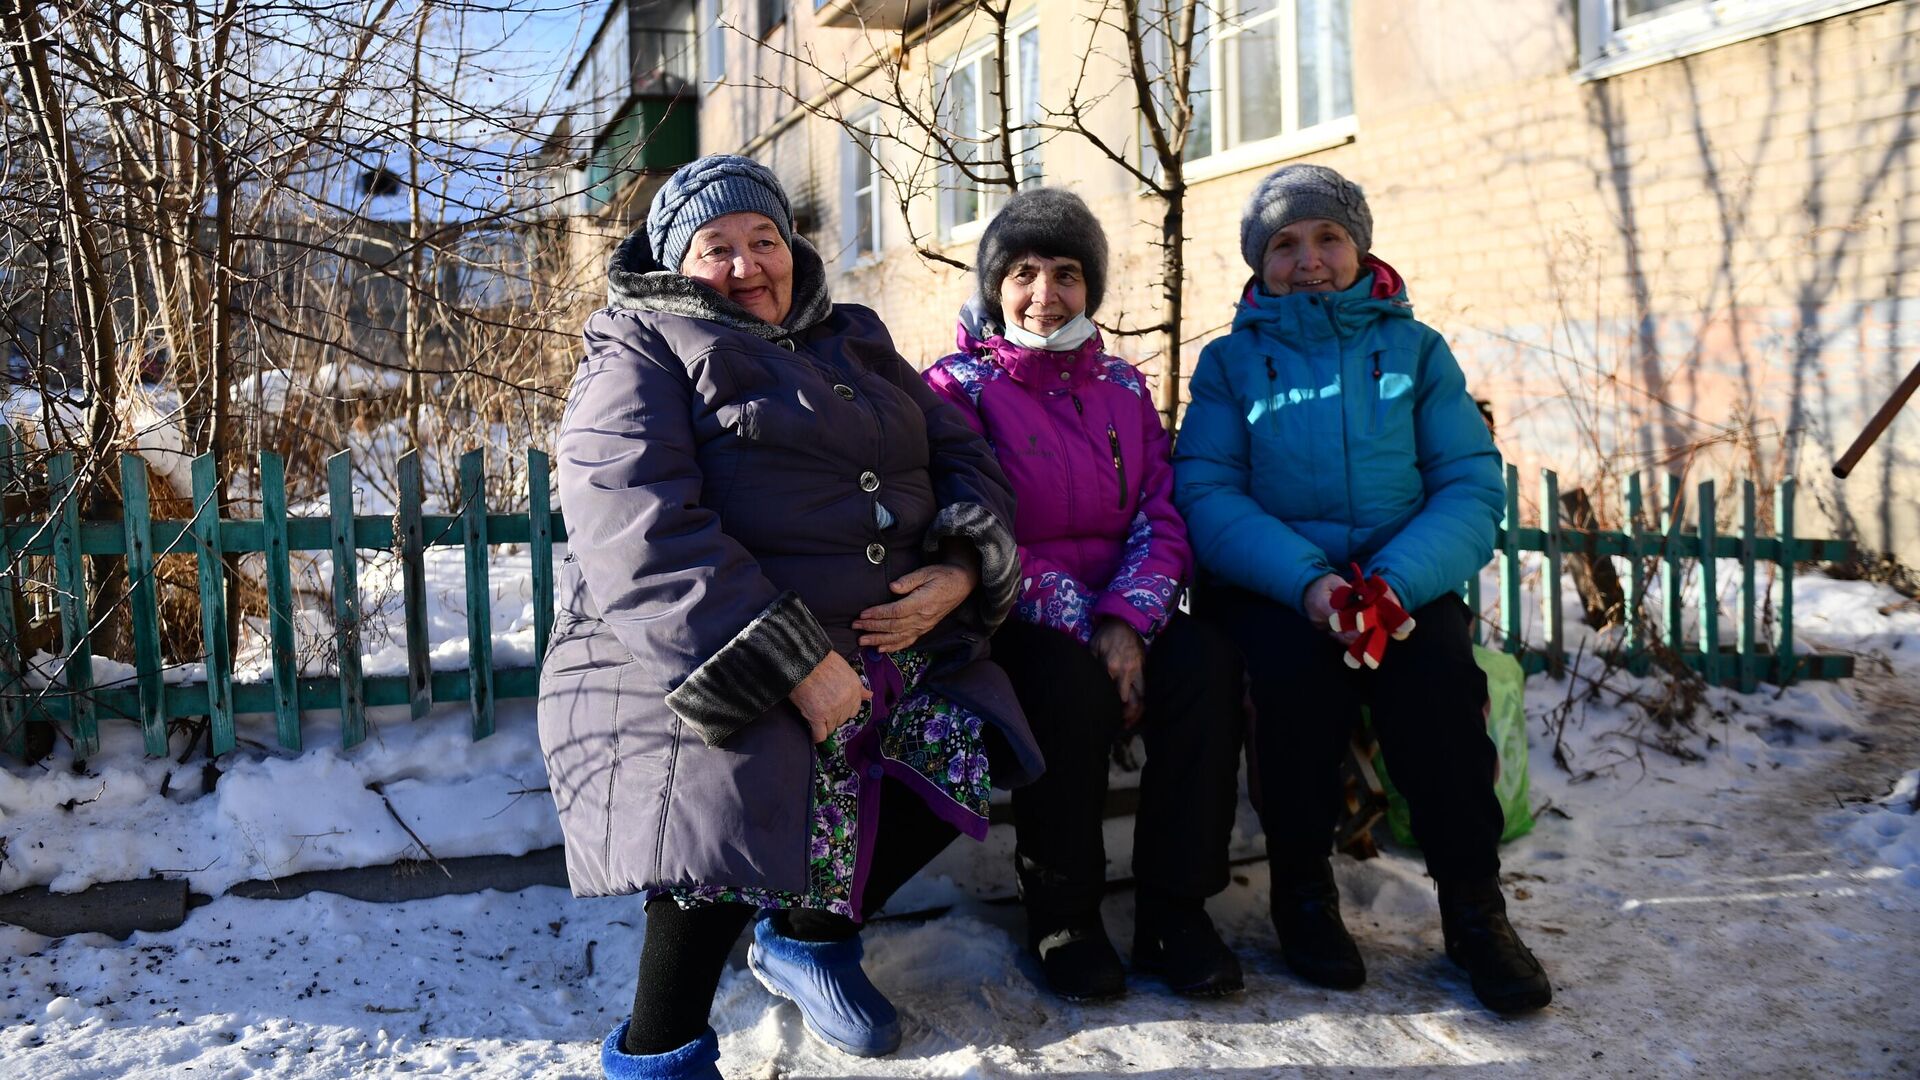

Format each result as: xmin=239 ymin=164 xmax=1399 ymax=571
xmin=1839 ymin=768 xmax=1920 ymax=891
xmin=0 ymin=699 xmax=558 ymax=896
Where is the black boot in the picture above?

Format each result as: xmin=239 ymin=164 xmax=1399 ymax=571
xmin=1017 ymin=853 xmax=1126 ymax=1001
xmin=1132 ymin=888 xmax=1244 ymax=997
xmin=1028 ymin=910 xmax=1128 ymax=1001
xmin=1270 ymin=860 xmax=1365 ymax=990
xmin=1438 ymin=877 xmax=1553 ymax=1014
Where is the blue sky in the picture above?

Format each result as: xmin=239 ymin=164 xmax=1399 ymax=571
xmin=433 ymin=0 xmax=602 ymax=117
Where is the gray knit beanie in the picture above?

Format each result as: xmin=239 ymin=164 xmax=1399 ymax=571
xmin=974 ymin=187 xmax=1109 ymax=323
xmin=646 ymin=154 xmax=793 ymax=272
xmin=1239 ymin=163 xmax=1372 ymax=271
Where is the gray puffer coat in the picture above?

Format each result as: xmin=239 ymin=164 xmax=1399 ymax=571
xmin=539 ymin=231 xmax=1038 ymax=899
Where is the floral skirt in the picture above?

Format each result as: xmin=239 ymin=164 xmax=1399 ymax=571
xmin=662 ymin=648 xmax=994 ymax=919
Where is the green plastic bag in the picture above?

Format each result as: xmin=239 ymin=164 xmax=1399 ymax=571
xmin=1373 ymin=645 xmax=1534 ymax=847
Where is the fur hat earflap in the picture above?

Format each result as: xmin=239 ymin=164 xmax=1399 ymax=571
xmin=973 ymin=187 xmax=1109 ymax=323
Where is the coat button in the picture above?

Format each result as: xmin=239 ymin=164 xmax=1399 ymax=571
xmin=859 ymin=471 xmax=879 ymax=492
xmin=834 ymin=383 xmax=855 ymax=400
xmin=866 ymin=543 xmax=886 ymax=564
xmin=866 ymin=765 xmax=885 ymax=780
xmin=1058 ymin=370 xmax=1071 ymax=380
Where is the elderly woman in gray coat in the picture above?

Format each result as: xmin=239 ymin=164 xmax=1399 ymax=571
xmin=539 ymin=155 xmax=1038 ymax=1080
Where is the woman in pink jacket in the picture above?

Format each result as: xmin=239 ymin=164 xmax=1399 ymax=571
xmin=919 ymin=188 xmax=1246 ymax=1001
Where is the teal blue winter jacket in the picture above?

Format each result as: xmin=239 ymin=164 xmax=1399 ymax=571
xmin=1172 ymin=258 xmax=1504 ymax=614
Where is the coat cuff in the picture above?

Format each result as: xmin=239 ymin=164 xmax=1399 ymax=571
xmin=1285 ymin=559 xmax=1337 ymax=616
xmin=1092 ymin=591 xmax=1162 ymax=646
xmin=924 ymin=501 xmax=1020 ymax=634
xmin=665 ymin=591 xmax=832 ymax=748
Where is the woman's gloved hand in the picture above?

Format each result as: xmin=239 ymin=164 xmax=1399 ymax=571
xmin=854 ymin=555 xmax=981 ymax=653
xmin=790 ymin=652 xmax=872 ymax=743
xmin=1090 ymin=618 xmax=1148 ymax=728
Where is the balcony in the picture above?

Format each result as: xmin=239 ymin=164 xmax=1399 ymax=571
xmin=582 ymin=93 xmax=697 ymax=212
xmin=630 ymin=27 xmax=695 ymax=99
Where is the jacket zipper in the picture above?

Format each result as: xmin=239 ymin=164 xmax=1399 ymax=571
xmin=1368 ymin=350 xmax=1385 ymax=436
xmin=1107 ymin=423 xmax=1126 ymax=510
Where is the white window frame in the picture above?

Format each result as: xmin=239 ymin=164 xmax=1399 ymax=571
xmin=935 ymin=12 xmax=1041 ymax=243
xmin=1577 ymin=0 xmax=1891 ymax=81
xmin=843 ymin=111 xmax=885 ymax=265
xmin=1156 ymin=1 xmax=1359 ymax=185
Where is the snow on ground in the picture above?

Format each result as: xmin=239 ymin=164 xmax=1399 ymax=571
xmin=2 ymin=574 xmax=1918 ymax=1077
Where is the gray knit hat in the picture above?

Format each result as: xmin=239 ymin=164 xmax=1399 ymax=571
xmin=1239 ymin=164 xmax=1372 ymax=271
xmin=646 ymin=154 xmax=793 ymax=272
xmin=974 ymin=187 xmax=1109 ymax=323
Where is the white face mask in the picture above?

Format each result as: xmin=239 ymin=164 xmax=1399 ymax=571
xmin=1001 ymin=312 xmax=1097 ymax=352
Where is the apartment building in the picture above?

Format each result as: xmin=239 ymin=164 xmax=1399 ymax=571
xmin=550 ymin=1 xmax=1920 ymax=564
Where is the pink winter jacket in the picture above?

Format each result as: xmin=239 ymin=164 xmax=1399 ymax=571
xmin=925 ymin=305 xmax=1192 ymax=646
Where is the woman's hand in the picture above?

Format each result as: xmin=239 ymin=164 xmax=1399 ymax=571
xmin=854 ymin=557 xmax=980 ymax=653
xmin=1090 ymin=618 xmax=1148 ymax=728
xmin=1303 ymin=573 xmax=1358 ymax=645
xmin=790 ymin=652 xmax=871 ymax=744
xmin=1304 ymin=572 xmax=1406 ymax=647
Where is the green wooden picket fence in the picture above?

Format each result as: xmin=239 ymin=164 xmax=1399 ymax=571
xmin=1468 ymin=463 xmax=1853 ymax=687
xmin=0 ymin=427 xmax=563 ymax=761
xmin=0 ymin=425 xmax=1855 ymax=764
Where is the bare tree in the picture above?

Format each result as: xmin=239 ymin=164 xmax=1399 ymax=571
xmin=1065 ymin=0 xmax=1206 ymax=428
xmin=0 ymin=0 xmax=600 ymax=753
xmin=733 ymin=0 xmax=1208 ymax=429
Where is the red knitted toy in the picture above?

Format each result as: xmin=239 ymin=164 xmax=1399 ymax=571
xmin=1327 ymin=564 xmax=1415 ymax=669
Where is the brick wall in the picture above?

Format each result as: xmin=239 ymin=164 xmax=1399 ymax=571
xmin=689 ymin=0 xmax=1920 ymax=563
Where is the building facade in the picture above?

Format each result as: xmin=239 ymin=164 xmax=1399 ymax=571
xmin=555 ymin=0 xmax=1920 ymax=566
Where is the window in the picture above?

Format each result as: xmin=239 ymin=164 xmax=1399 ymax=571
xmin=1182 ymin=1 xmax=1352 ymax=167
xmin=1138 ymin=1 xmax=1354 ymax=179
xmin=1577 ymin=0 xmax=1889 ymax=79
xmin=1619 ymin=0 xmax=1697 ymax=21
xmin=843 ymin=112 xmax=884 ymax=260
xmin=755 ymin=0 xmax=783 ymax=37
xmin=700 ymin=0 xmax=725 ymax=88
xmin=935 ymin=16 xmax=1041 ymax=238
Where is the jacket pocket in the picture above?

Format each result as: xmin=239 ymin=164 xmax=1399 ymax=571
xmin=1253 ymin=348 xmax=1338 ymax=446
xmin=1366 ymin=348 xmax=1419 ymax=438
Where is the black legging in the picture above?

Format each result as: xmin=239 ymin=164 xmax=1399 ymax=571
xmin=624 ymin=776 xmax=960 ymax=1055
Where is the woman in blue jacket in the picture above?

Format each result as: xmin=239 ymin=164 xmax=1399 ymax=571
xmin=1173 ymin=164 xmax=1551 ymax=1014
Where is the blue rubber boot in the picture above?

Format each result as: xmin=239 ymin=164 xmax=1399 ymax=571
xmin=600 ymin=1021 xmax=722 ymax=1079
xmin=747 ymin=914 xmax=902 ymax=1057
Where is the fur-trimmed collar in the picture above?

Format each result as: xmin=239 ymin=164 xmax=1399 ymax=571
xmin=604 ymin=228 xmax=834 ymax=340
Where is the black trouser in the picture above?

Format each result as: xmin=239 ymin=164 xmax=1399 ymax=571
xmin=624 ymin=776 xmax=959 ymax=1055
xmin=992 ymin=613 xmax=1246 ymax=921
xmin=1199 ymin=585 xmax=1502 ymax=883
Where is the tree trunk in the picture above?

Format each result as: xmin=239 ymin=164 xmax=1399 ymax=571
xmin=1159 ymin=176 xmax=1185 ymax=431
xmin=1561 ymin=487 xmax=1625 ymax=628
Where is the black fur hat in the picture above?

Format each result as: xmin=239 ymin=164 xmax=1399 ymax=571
xmin=973 ymin=187 xmax=1109 ymax=324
